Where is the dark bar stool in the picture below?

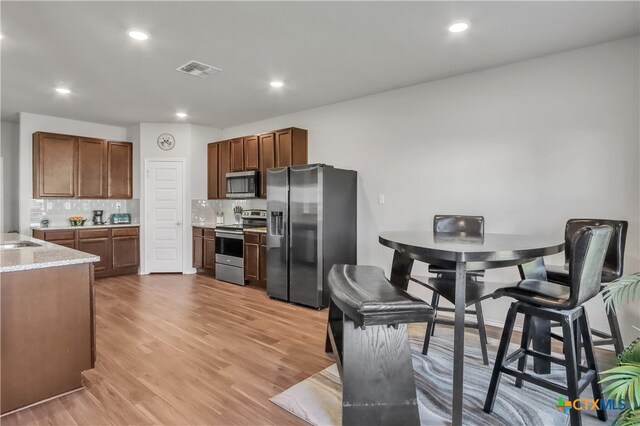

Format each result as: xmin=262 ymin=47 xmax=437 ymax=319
xmin=412 ymin=215 xmax=491 ymax=364
xmin=325 ymin=264 xmax=434 ymax=426
xmin=546 ymin=219 xmax=628 ymax=354
xmin=484 ymin=225 xmax=612 ymax=426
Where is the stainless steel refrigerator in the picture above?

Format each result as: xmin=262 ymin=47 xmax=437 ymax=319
xmin=267 ymin=164 xmax=357 ymax=309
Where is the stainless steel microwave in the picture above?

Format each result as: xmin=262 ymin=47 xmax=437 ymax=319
xmin=226 ymin=171 xmax=259 ymax=198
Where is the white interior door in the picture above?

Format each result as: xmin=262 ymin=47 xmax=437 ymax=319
xmin=146 ymin=160 xmax=184 ymax=273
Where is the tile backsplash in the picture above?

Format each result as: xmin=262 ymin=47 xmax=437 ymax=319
xmin=192 ymin=199 xmax=267 ymax=225
xmin=30 ymin=199 xmax=140 ymax=227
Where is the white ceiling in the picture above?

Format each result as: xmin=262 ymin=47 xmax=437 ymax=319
xmin=1 ymin=1 xmax=638 ymax=128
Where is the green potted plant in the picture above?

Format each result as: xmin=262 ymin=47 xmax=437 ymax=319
xmin=600 ymin=272 xmax=640 ymax=425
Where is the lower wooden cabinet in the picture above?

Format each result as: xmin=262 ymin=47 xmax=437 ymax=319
xmin=244 ymin=231 xmax=266 ymax=287
xmin=33 ymin=229 xmax=77 ymax=249
xmin=192 ymin=227 xmax=264 ymax=284
xmin=244 ymin=233 xmax=260 ymax=282
xmin=259 ymin=234 xmax=267 ymax=282
xmin=203 ymin=236 xmax=215 ymax=273
xmin=112 ymin=236 xmax=139 ymax=272
xmin=55 ymin=240 xmax=77 ymax=249
xmin=77 ymin=234 xmax=111 ymax=274
xmin=193 ymin=229 xmax=204 ymax=269
xmin=33 ymin=226 xmax=139 ymax=278
xmin=192 ymin=227 xmax=215 ymax=275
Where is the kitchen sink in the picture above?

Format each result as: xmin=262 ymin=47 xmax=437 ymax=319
xmin=0 ymin=241 xmax=42 ymax=249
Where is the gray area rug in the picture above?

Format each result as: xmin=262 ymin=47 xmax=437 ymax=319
xmin=271 ymin=328 xmax=615 ymax=426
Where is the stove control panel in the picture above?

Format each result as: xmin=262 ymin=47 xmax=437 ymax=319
xmin=242 ymin=209 xmax=267 ymax=219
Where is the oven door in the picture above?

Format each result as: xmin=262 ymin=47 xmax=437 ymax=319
xmin=226 ymin=171 xmax=258 ymax=198
xmin=215 ymin=231 xmax=244 ymax=267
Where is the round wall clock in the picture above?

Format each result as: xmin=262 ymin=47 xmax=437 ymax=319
xmin=157 ymin=133 xmax=176 ymax=151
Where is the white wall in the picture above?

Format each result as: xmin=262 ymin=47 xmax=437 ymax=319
xmin=1 ymin=121 xmax=20 ymax=232
xmin=136 ymin=123 xmax=220 ymax=275
xmin=220 ymin=37 xmax=640 ymax=344
xmin=126 ymin=123 xmax=142 ymax=199
xmin=18 ymin=113 xmax=128 ymax=234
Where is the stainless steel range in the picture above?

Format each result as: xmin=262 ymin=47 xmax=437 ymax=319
xmin=214 ymin=209 xmax=266 ymax=285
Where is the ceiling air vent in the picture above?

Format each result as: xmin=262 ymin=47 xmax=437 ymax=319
xmin=176 ymin=60 xmax=221 ymax=78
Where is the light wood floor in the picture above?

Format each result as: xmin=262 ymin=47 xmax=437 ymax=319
xmin=2 ymin=274 xmax=333 ymax=425
xmin=2 ymin=273 xmax=616 ymax=426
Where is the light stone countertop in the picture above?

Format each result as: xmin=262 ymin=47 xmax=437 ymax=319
xmin=0 ymin=233 xmax=100 ymax=273
xmin=192 ymin=222 xmax=217 ymax=229
xmin=191 ymin=224 xmax=266 ymax=233
xmin=245 ymin=227 xmax=267 ymax=234
xmin=31 ymin=223 xmax=140 ymax=231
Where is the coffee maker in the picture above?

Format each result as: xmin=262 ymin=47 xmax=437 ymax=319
xmin=92 ymin=210 xmax=105 ymax=225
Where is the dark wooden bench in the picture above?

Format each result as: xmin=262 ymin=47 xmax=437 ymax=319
xmin=325 ymin=265 xmax=434 ymax=426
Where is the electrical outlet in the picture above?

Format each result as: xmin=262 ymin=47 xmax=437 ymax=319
xmin=378 ymin=194 xmax=385 ymax=205
xmin=64 ymin=202 xmax=71 ymax=210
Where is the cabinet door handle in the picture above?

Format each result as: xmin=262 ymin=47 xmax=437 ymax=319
xmin=176 ymin=221 xmax=182 ymax=226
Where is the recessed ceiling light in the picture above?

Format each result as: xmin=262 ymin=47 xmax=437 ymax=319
xmin=270 ymin=81 xmax=284 ymax=88
xmin=55 ymin=87 xmax=71 ymax=94
xmin=176 ymin=112 xmax=187 ymax=118
xmin=448 ymin=22 xmax=469 ymax=33
xmin=128 ymin=30 xmax=149 ymax=41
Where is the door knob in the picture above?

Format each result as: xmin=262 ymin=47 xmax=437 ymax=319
xmin=176 ymin=221 xmax=182 ymax=226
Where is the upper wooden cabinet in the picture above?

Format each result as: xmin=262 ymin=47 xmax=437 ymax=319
xmin=33 ymin=132 xmax=133 ymax=199
xmin=33 ymin=132 xmax=77 ymax=198
xmin=206 ymin=127 xmax=308 ymax=200
xmin=258 ymin=133 xmax=275 ymax=198
xmin=243 ymin=135 xmax=259 ymax=171
xmin=207 ymin=143 xmax=219 ymax=199
xmin=107 ymin=142 xmax=133 ymax=199
xmin=230 ymin=138 xmax=244 ymax=172
xmin=218 ymin=140 xmax=231 ymax=198
xmin=275 ymin=128 xmax=308 ymax=168
xmin=77 ymin=137 xmax=107 ymax=198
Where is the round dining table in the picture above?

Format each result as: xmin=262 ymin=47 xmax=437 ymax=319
xmin=379 ymin=231 xmax=564 ymax=426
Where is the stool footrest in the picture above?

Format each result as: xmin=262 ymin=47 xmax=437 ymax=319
xmin=591 ymin=329 xmax=612 ymax=339
xmin=501 ymin=367 xmax=568 ymax=395
xmin=431 ymin=318 xmax=481 ymax=328
xmin=433 ymin=306 xmax=478 ymax=315
xmin=592 ymin=338 xmax=616 ymax=346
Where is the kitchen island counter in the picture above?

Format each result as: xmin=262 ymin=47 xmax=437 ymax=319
xmin=1 ymin=233 xmax=99 ymax=273
xmin=1 ymin=234 xmax=97 ymax=415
